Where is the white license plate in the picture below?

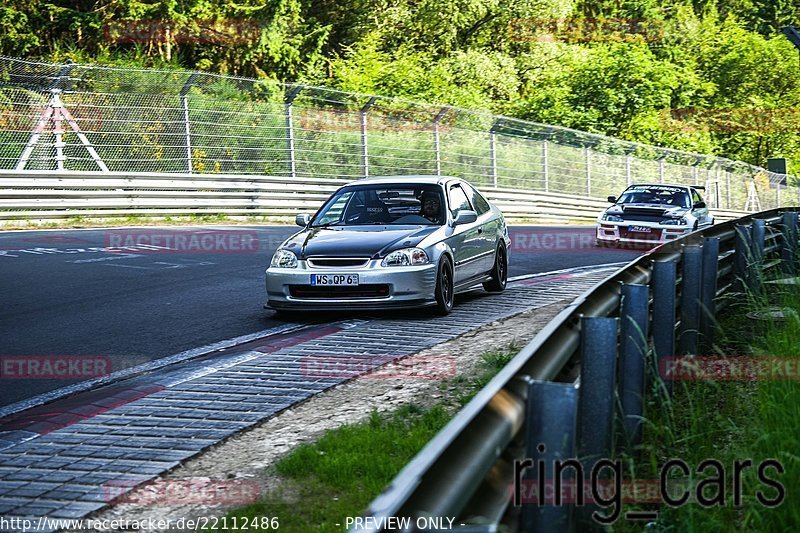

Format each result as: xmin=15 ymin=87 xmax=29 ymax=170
xmin=310 ymin=274 xmax=359 ymax=286
xmin=628 ymin=225 xmax=652 ymax=233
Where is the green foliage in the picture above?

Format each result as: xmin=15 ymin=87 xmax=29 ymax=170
xmin=6 ymin=0 xmax=800 ymax=170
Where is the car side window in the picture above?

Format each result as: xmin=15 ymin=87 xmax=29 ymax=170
xmin=464 ymin=184 xmax=491 ymax=215
xmin=692 ymin=189 xmax=703 ymax=205
xmin=448 ymin=185 xmax=473 ymax=217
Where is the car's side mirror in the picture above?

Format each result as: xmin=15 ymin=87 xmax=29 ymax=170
xmin=453 ymin=210 xmax=478 ymax=226
xmin=607 ymin=195 xmax=617 ymax=203
xmin=295 ymin=213 xmax=311 ymax=227
xmin=694 ymin=201 xmax=706 ymax=209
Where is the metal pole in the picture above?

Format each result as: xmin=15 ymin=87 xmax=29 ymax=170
xmin=520 ymin=379 xmax=577 ymax=532
xmin=692 ymin=164 xmax=699 ymax=185
xmin=490 ymin=132 xmax=498 ymax=187
xmin=284 ymin=86 xmax=303 ymax=179
xmin=725 ymin=167 xmax=731 ymax=209
xmin=585 ymin=146 xmax=591 ymax=194
xmin=659 ymin=158 xmax=665 ymax=183
xmin=618 ymin=284 xmax=649 ymax=449
xmin=360 ymin=96 xmax=378 ymax=178
xmin=652 ymin=260 xmax=677 ymax=395
xmin=625 ymin=153 xmax=632 ymax=186
xmin=542 ymin=139 xmax=549 ymax=191
xmin=433 ymin=107 xmax=448 ymax=176
xmin=180 ymin=73 xmax=197 ymax=174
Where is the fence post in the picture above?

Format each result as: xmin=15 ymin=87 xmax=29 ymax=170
xmin=699 ymin=238 xmax=720 ymax=353
xmin=284 ymin=86 xmax=303 ymax=179
xmin=433 ymin=107 xmax=448 ymax=176
xmin=488 ymin=122 xmax=500 ymax=187
xmin=584 ymin=146 xmax=591 ymax=194
xmin=180 ymin=73 xmax=197 ymax=173
xmin=542 ymin=139 xmax=549 ymax=192
xmin=781 ymin=211 xmax=798 ymax=277
xmin=625 ymin=152 xmax=632 ymax=186
xmin=652 ymin=260 xmax=677 ymax=395
xmin=618 ymin=284 xmax=649 ymax=449
xmin=360 ymin=96 xmax=378 ymax=178
xmin=658 ymin=157 xmax=665 ymax=183
xmin=725 ymin=167 xmax=732 ymax=209
xmin=520 ymin=379 xmax=578 ymax=532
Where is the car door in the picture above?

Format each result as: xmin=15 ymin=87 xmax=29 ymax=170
xmin=446 ymin=184 xmax=482 ymax=283
xmin=463 ymin=183 xmax=497 ymax=274
xmin=691 ymin=188 xmax=710 ymax=226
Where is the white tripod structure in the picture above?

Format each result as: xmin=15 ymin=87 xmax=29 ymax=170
xmin=15 ymin=89 xmax=109 ymax=172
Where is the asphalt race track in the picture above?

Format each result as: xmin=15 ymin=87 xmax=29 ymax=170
xmin=0 ymin=225 xmax=643 ymax=408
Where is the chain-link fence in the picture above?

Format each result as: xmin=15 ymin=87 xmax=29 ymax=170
xmin=1 ymin=55 xmax=797 ymax=213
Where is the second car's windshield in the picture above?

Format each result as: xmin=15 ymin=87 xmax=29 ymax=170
xmin=617 ymin=186 xmax=690 ymax=208
xmin=312 ymin=185 xmax=446 ymax=227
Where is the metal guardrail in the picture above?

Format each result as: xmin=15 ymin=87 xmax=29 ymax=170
xmin=0 ymin=170 xmax=749 ymax=224
xmin=0 ymin=55 xmax=797 ymax=218
xmin=360 ymin=208 xmax=800 ymax=532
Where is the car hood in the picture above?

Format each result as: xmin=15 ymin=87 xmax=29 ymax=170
xmin=606 ymin=203 xmax=690 ymax=218
xmin=282 ymin=225 xmax=440 ymax=259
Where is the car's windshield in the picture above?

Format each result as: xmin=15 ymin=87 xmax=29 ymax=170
xmin=617 ymin=186 xmax=690 ymax=208
xmin=311 ymin=184 xmax=446 ymax=227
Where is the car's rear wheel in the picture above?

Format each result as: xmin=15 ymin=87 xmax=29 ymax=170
xmin=434 ymin=256 xmax=454 ymax=315
xmin=483 ymin=244 xmax=507 ymax=292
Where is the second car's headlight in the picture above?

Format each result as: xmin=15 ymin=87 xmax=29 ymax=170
xmin=661 ymin=218 xmax=688 ymax=226
xmin=381 ymin=248 xmax=430 ymax=267
xmin=601 ymin=213 xmax=624 ymax=222
xmin=270 ymin=249 xmax=298 ymax=268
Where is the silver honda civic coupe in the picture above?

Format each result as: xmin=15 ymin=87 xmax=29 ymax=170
xmin=265 ymin=175 xmax=510 ymax=315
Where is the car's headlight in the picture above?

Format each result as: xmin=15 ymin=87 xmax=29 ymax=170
xmin=270 ymin=249 xmax=298 ymax=268
xmin=381 ymin=247 xmax=430 ymax=267
xmin=661 ymin=218 xmax=688 ymax=226
xmin=601 ymin=213 xmax=624 ymax=222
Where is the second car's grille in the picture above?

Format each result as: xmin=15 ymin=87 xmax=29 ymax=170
xmin=622 ymin=207 xmax=666 ymax=218
xmin=306 ymin=257 xmax=370 ymax=268
xmin=289 ymin=284 xmax=390 ymax=299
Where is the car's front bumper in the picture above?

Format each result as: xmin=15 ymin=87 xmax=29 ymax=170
xmin=596 ymin=221 xmax=692 ymax=245
xmin=265 ymin=260 xmax=439 ymax=310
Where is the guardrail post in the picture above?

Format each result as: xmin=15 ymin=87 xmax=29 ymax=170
xmin=751 ymin=219 xmax=766 ymax=293
xmin=652 ymin=260 xmax=677 ymax=396
xmin=284 ymin=86 xmax=303 ymax=178
xmin=542 ymin=139 xmax=549 ymax=191
xmin=734 ymin=224 xmax=752 ymax=293
xmin=678 ymin=245 xmax=703 ymax=356
xmin=433 ymin=107 xmax=448 ymax=176
xmin=699 ymin=238 xmax=720 ymax=352
xmin=618 ymin=284 xmax=649 ymax=449
xmin=576 ymin=317 xmax=617 ymax=529
xmin=520 ymin=380 xmax=578 ymax=532
xmin=781 ymin=211 xmax=799 ymax=276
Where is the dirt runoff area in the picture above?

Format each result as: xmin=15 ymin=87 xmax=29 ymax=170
xmin=79 ymin=300 xmax=573 ymax=532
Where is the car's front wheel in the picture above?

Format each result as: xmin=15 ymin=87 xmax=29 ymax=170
xmin=483 ymin=244 xmax=507 ymax=292
xmin=434 ymin=255 xmax=454 ymax=315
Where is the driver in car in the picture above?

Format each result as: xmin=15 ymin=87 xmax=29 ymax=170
xmin=420 ymin=192 xmax=442 ymax=224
